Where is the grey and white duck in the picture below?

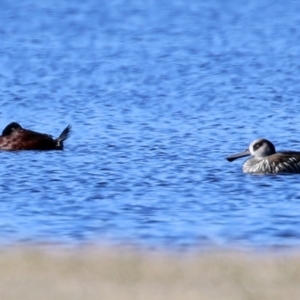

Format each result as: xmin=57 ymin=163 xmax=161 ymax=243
xmin=226 ymin=138 xmax=300 ymax=174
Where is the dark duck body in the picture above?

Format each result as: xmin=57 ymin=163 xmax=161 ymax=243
xmin=226 ymin=138 xmax=300 ymax=174
xmin=0 ymin=122 xmax=71 ymax=150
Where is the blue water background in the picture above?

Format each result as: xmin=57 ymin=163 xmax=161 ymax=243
xmin=1 ymin=0 xmax=300 ymax=250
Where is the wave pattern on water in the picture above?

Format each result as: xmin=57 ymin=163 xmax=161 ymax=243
xmin=0 ymin=0 xmax=300 ymax=250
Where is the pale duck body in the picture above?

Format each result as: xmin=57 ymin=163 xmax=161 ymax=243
xmin=226 ymin=138 xmax=300 ymax=174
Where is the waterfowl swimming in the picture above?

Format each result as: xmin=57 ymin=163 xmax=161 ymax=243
xmin=226 ymin=138 xmax=300 ymax=174
xmin=0 ymin=122 xmax=71 ymax=150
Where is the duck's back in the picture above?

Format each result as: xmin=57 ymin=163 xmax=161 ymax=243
xmin=243 ymin=152 xmax=300 ymax=174
xmin=0 ymin=129 xmax=61 ymax=150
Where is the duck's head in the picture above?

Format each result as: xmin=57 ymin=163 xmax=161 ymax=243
xmin=226 ymin=138 xmax=276 ymax=162
xmin=2 ymin=122 xmax=22 ymax=136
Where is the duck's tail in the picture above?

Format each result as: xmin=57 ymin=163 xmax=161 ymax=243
xmin=58 ymin=124 xmax=72 ymax=142
xmin=56 ymin=125 xmax=72 ymax=149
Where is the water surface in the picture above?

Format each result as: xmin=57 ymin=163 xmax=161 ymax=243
xmin=1 ymin=0 xmax=300 ymax=250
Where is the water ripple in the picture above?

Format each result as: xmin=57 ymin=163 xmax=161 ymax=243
xmin=0 ymin=0 xmax=300 ymax=250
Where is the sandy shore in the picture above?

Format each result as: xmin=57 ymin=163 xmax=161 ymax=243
xmin=0 ymin=247 xmax=299 ymax=300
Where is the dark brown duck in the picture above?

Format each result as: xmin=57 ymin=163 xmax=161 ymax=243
xmin=0 ymin=122 xmax=71 ymax=150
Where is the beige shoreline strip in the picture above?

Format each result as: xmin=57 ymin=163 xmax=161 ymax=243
xmin=0 ymin=247 xmax=299 ymax=300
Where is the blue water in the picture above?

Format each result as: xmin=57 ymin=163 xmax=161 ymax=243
xmin=1 ymin=0 xmax=300 ymax=250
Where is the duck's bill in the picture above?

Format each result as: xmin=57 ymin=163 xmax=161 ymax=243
xmin=226 ymin=149 xmax=250 ymax=162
